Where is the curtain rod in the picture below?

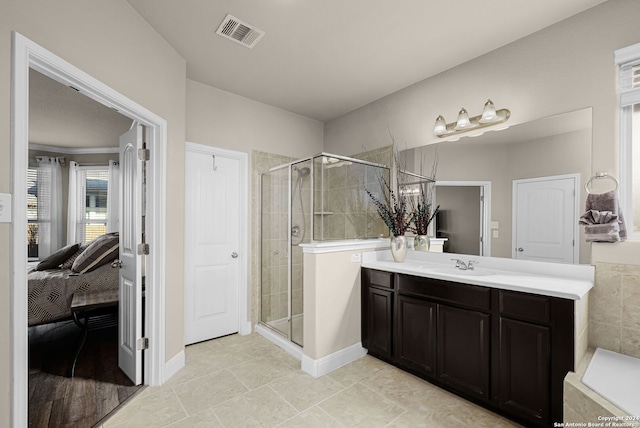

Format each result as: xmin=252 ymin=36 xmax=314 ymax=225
xmin=70 ymin=160 xmax=118 ymax=167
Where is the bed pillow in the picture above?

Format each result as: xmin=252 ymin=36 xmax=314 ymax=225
xmin=35 ymin=243 xmax=80 ymax=271
xmin=71 ymin=233 xmax=119 ymax=274
xmin=61 ymin=243 xmax=88 ymax=269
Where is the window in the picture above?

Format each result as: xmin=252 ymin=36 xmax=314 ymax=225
xmin=615 ymin=42 xmax=640 ymax=237
xmin=27 ymin=168 xmax=39 ymax=258
xmin=83 ymin=169 xmax=109 ymax=242
xmin=70 ymin=166 xmax=112 ymax=244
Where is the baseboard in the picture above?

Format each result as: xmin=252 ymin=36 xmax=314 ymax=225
xmin=164 ymin=349 xmax=185 ymax=382
xmin=239 ymin=320 xmax=252 ymax=336
xmin=256 ymin=324 xmax=303 ymax=361
xmin=301 ymin=343 xmax=367 ymax=378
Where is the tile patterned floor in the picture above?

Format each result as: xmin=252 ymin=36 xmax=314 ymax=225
xmin=101 ymin=334 xmax=521 ymax=427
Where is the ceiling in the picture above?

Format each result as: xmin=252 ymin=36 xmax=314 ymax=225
xmin=28 ymin=1 xmax=606 ymax=151
xmin=29 ymin=69 xmax=132 ymax=149
xmin=127 ymin=0 xmax=606 ymax=122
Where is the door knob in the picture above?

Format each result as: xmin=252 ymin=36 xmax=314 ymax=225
xmin=231 ymin=252 xmax=238 ymax=258
xmin=517 ymin=247 xmax=524 ymax=252
xmin=111 ymin=259 xmax=123 ymax=268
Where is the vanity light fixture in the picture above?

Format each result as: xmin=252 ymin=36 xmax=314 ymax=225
xmin=433 ymin=99 xmax=511 ymax=138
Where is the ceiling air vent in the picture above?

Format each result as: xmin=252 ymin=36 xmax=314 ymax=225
xmin=216 ymin=14 xmax=265 ymax=49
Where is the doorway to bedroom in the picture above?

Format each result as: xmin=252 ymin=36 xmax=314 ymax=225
xmin=27 ymin=69 xmax=143 ymax=426
xmin=12 ymin=33 xmax=167 ymax=428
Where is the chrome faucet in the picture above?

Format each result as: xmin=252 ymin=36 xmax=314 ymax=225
xmin=451 ymin=258 xmax=479 ymax=270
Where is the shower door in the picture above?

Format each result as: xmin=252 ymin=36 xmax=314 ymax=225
xmin=260 ymin=167 xmax=290 ymax=338
xmin=259 ymin=160 xmax=310 ymax=347
xmin=289 ymin=160 xmax=312 ymax=346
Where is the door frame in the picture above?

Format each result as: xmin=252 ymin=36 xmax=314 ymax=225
xmin=511 ymin=173 xmax=580 ymax=263
xmin=435 ymin=181 xmax=492 ymax=256
xmin=11 ymin=32 xmax=167 ymax=425
xmin=184 ymin=142 xmax=251 ymax=337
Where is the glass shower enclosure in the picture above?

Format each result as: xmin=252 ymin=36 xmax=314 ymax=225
xmin=260 ymin=153 xmax=390 ymax=347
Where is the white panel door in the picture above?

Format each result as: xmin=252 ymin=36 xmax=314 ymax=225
xmin=118 ymin=124 xmax=143 ymax=384
xmin=513 ymin=176 xmax=577 ymax=264
xmin=185 ymin=148 xmax=240 ymax=345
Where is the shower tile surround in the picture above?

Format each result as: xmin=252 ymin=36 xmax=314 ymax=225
xmin=253 ymin=147 xmax=393 ymax=333
xmin=314 ymin=146 xmax=393 ymax=241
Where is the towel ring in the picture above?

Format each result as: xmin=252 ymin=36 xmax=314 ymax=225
xmin=585 ymin=172 xmax=619 ymax=194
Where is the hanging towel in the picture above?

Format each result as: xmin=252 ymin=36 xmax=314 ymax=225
xmin=579 ymin=191 xmax=627 ymax=242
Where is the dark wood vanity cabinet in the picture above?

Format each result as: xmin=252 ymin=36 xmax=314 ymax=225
xmin=496 ymin=289 xmax=574 ymax=426
xmin=361 ymin=269 xmax=394 ymax=362
xmin=437 ymin=304 xmax=490 ymax=400
xmin=396 ymin=294 xmax=436 ymax=376
xmin=361 ymin=268 xmax=574 ymax=428
xmin=365 ymin=286 xmax=393 ymax=360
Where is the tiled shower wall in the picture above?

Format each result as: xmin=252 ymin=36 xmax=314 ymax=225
xmin=315 ymin=146 xmax=392 ymax=240
xmin=251 ymin=147 xmax=394 ymax=330
xmin=589 ymin=262 xmax=640 ymax=358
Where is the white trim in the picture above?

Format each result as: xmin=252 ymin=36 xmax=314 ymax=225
xmin=511 ymin=173 xmax=580 ymax=263
xmin=301 ymin=343 xmax=368 ymax=378
xmin=434 ymin=181 xmax=492 ymax=257
xmin=256 ymin=324 xmax=303 ymax=360
xmin=29 ymin=143 xmax=119 ymax=154
xmin=185 ymin=142 xmax=251 ymax=335
xmin=299 ymin=238 xmax=390 ymax=254
xmin=164 ymin=350 xmax=186 ymax=381
xmin=12 ymin=32 xmax=167 ymax=427
xmin=619 ymin=104 xmax=633 ymax=233
xmin=11 ymin=31 xmax=30 ymax=428
xmin=615 ymin=42 xmax=640 ymax=240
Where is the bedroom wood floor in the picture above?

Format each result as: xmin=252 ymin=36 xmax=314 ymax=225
xmin=29 ymin=320 xmax=143 ymax=428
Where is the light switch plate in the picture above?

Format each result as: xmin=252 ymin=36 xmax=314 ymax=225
xmin=351 ymin=253 xmax=362 ymax=263
xmin=0 ymin=193 xmax=12 ymax=222
xmin=491 ymin=221 xmax=499 ymax=229
xmin=492 ymin=230 xmax=499 ymax=238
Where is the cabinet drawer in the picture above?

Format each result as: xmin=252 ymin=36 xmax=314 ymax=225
xmin=398 ymin=276 xmax=491 ymax=311
xmin=499 ymin=290 xmax=550 ymax=324
xmin=367 ymin=269 xmax=394 ymax=289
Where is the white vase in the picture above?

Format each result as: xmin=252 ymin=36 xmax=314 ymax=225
xmin=414 ymin=235 xmax=430 ymax=252
xmin=390 ymin=235 xmax=408 ymax=262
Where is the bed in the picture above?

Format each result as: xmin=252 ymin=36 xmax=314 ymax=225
xmin=27 ymin=233 xmax=120 ymax=327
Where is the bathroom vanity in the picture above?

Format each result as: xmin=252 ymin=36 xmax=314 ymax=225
xmin=361 ymin=251 xmax=593 ymax=428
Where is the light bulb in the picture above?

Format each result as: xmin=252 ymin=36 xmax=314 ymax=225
xmin=433 ymin=115 xmax=447 ymax=135
xmin=454 ymin=108 xmax=472 ymax=130
xmin=479 ymin=99 xmax=499 ymax=124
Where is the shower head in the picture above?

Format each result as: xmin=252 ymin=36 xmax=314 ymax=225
xmin=294 ymin=166 xmax=311 ymax=178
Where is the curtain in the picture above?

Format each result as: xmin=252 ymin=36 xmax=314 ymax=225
xmin=107 ymin=159 xmax=120 ymax=233
xmin=36 ymin=156 xmax=63 ymax=258
xmin=66 ymin=161 xmax=86 ymax=245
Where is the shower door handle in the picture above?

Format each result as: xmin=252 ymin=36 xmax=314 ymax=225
xmin=231 ymin=252 xmax=238 ymax=258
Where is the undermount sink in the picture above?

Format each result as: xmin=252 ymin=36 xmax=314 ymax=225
xmin=421 ymin=266 xmax=495 ymax=277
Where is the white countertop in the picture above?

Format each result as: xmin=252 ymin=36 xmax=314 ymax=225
xmin=361 ymin=250 xmax=594 ymax=300
xmin=299 ymin=237 xmax=448 ymax=254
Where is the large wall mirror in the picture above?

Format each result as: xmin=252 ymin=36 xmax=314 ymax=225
xmin=400 ymin=108 xmax=592 ymax=264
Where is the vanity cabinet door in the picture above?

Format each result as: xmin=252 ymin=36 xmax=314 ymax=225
xmin=437 ymin=305 xmax=490 ymax=400
xmin=499 ymin=317 xmax=550 ymax=425
xmin=396 ymin=295 xmax=436 ymax=377
xmin=366 ymin=286 xmax=394 ymax=361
